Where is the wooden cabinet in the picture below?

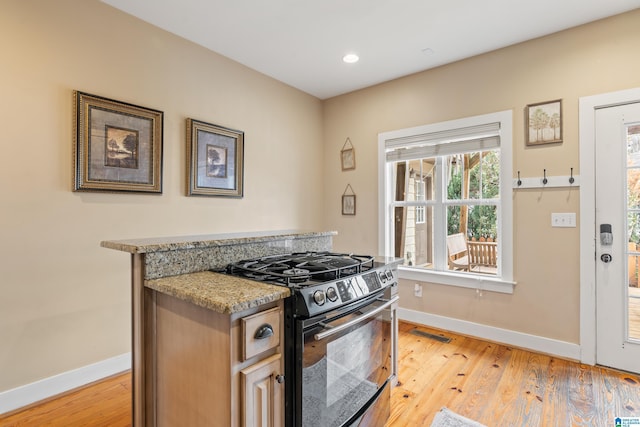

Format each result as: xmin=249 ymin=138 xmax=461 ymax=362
xmin=241 ymin=354 xmax=283 ymax=427
xmin=148 ymin=291 xmax=284 ymax=426
xmin=240 ymin=307 xmax=284 ymax=427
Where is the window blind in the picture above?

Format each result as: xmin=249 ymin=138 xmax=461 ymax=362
xmin=385 ymin=122 xmax=501 ymax=162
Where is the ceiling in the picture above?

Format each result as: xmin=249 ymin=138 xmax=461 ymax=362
xmin=101 ymin=0 xmax=640 ymax=100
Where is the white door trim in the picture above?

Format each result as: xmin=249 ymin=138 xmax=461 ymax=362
xmin=579 ymin=87 xmax=640 ymax=365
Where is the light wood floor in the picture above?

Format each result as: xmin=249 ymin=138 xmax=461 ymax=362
xmin=1 ymin=322 xmax=638 ymax=427
xmin=388 ymin=323 xmax=639 ymax=426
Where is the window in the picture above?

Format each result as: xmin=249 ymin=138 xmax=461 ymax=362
xmin=415 ymin=181 xmax=426 ymax=224
xmin=378 ymin=111 xmax=514 ymax=293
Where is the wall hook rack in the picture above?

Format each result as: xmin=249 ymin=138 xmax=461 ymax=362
xmin=512 ymin=167 xmax=580 ymax=189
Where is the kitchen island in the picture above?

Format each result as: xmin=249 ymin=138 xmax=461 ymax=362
xmin=102 ymin=231 xmax=336 ymax=426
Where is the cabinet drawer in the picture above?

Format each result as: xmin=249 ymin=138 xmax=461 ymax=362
xmin=241 ymin=307 xmax=281 ymax=361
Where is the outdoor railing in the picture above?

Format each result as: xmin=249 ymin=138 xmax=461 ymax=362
xmin=468 ymin=240 xmax=497 ymax=268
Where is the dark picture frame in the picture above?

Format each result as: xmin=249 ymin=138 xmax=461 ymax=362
xmin=342 ymin=194 xmax=356 ymax=215
xmin=526 ymin=99 xmax=563 ymax=146
xmin=73 ymin=91 xmax=163 ymax=193
xmin=186 ymin=118 xmax=244 ymax=197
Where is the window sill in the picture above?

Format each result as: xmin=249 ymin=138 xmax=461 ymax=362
xmin=398 ymin=266 xmax=516 ymax=294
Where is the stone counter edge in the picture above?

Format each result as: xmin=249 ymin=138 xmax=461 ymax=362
xmin=101 ymin=230 xmax=337 ymax=254
xmin=145 ymin=271 xmax=290 ymax=315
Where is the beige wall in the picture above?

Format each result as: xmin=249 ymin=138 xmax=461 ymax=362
xmin=324 ymin=10 xmax=640 ymax=343
xmin=0 ymin=0 xmax=324 ymax=392
xmin=2 ymin=0 xmax=640 ymax=400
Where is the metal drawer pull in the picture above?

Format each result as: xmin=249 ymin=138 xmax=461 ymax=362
xmin=314 ymin=296 xmax=399 ymax=341
xmin=254 ymin=324 xmax=274 ymax=339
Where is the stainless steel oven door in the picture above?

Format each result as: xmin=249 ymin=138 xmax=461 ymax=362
xmin=298 ymin=295 xmax=399 ymax=427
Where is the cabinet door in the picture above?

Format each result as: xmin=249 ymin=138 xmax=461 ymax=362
xmin=241 ymin=353 xmax=283 ymax=427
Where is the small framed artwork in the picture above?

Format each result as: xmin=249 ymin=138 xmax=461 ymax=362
xmin=186 ymin=118 xmax=244 ymax=197
xmin=342 ymin=194 xmax=356 ymax=215
xmin=341 ymin=148 xmax=355 ymax=171
xmin=73 ymin=91 xmax=163 ymax=193
xmin=526 ymin=99 xmax=562 ymax=145
xmin=341 ymin=137 xmax=356 ymax=171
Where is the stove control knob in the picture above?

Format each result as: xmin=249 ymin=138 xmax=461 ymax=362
xmin=313 ymin=290 xmax=326 ymax=306
xmin=379 ymin=272 xmax=387 ymax=283
xmin=326 ymin=286 xmax=338 ymax=302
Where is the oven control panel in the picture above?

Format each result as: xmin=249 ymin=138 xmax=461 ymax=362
xmin=298 ymin=266 xmax=397 ymax=316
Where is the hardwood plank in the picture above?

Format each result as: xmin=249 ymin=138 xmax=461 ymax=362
xmin=449 ymin=339 xmax=512 ymax=422
xmin=480 ymin=348 xmax=545 ymax=426
xmin=387 ymin=323 xmax=640 ymax=427
xmin=391 ymin=326 xmax=502 ymax=426
xmin=0 ymin=372 xmax=132 ymax=427
xmin=2 ymin=322 xmax=639 ymax=427
xmin=590 ymin=365 xmax=640 ymax=425
xmin=539 ymin=357 xmax=572 ymax=427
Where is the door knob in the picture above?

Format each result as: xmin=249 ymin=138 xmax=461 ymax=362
xmin=601 ymin=253 xmax=612 ymax=263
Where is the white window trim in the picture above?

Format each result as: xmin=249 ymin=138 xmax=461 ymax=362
xmin=378 ymin=110 xmax=515 ymax=294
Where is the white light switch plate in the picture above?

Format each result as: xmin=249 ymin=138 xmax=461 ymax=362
xmin=551 ymin=212 xmax=576 ymax=228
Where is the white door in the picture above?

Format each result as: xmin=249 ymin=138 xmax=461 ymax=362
xmin=595 ymin=102 xmax=640 ymax=374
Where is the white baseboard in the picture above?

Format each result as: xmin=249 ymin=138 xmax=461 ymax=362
xmin=398 ymin=308 xmax=582 ymax=361
xmin=0 ymin=352 xmax=131 ymax=415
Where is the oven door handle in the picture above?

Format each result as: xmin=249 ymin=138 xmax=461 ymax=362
xmin=313 ymin=296 xmax=399 ymax=341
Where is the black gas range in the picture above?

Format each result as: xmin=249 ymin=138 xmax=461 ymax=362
xmin=225 ymin=251 xmax=397 ymax=317
xmin=224 ymin=251 xmax=399 ymax=427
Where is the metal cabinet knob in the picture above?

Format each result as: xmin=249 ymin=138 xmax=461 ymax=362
xmin=275 ymin=374 xmax=285 ymax=384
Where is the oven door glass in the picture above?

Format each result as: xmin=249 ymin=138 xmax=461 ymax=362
xmin=300 ymin=297 xmax=393 ymax=427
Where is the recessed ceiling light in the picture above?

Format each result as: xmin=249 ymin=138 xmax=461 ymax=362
xmin=422 ymin=48 xmax=435 ymax=56
xmin=343 ymin=53 xmax=359 ymax=64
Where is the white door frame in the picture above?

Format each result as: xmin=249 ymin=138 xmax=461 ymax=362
xmin=579 ymin=87 xmax=640 ymax=365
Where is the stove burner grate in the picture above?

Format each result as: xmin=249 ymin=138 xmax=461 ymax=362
xmin=225 ymin=251 xmax=375 ymax=286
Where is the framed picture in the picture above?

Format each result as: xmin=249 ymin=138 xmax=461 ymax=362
xmin=341 ymin=148 xmax=355 ymax=171
xmin=186 ymin=118 xmax=244 ymax=197
xmin=526 ymin=99 xmax=562 ymax=145
xmin=342 ymin=194 xmax=356 ymax=215
xmin=341 ymin=137 xmax=356 ymax=171
xmin=73 ymin=91 xmax=163 ymax=193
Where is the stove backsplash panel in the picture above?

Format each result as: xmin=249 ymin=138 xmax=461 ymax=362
xmin=143 ymin=233 xmax=334 ymax=280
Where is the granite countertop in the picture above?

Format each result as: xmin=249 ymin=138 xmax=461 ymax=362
xmin=101 ymin=230 xmax=337 ymax=254
xmin=145 ymin=271 xmax=290 ymax=314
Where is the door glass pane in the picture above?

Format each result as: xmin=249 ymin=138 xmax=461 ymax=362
xmin=628 ymin=125 xmax=640 ymax=341
xmin=629 ymin=251 xmax=640 ymax=341
xmin=627 ymin=169 xmax=640 ymax=209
